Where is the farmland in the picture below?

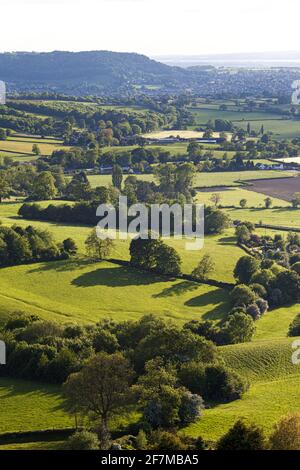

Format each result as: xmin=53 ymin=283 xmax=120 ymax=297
xmin=1 ymin=92 xmax=300 ymax=452
xmin=87 ymin=170 xmax=296 ymax=189
xmin=245 ymin=176 xmax=300 ymax=202
xmin=189 ymin=105 xmax=300 ymax=139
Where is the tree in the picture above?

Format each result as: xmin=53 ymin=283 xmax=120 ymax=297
xmin=210 ymin=193 xmax=222 ymax=207
xmin=63 ymin=238 xmax=78 ymax=255
xmin=32 ymin=144 xmax=41 ymax=156
xmin=234 ymin=256 xmax=260 ymax=284
xmin=63 ymin=352 xmax=134 ymax=448
xmin=269 ymin=414 xmax=300 ymax=450
xmin=31 ymin=172 xmax=57 ymax=200
xmin=223 ymin=311 xmax=256 ymax=344
xmin=239 ymin=198 xmax=247 ymax=208
xmin=264 ymin=197 xmax=273 ymax=209
xmin=191 ymin=254 xmax=215 ymax=281
xmin=133 ymin=325 xmax=217 ymax=372
xmin=231 ymin=284 xmax=257 ymax=307
xmin=0 ymin=174 xmax=11 ymax=203
xmin=112 ymin=164 xmax=123 ymax=190
xmin=85 ymin=228 xmax=114 ymax=260
xmin=0 ymin=128 xmax=7 ymax=140
xmin=271 ymin=270 xmax=300 ymax=305
xmin=216 ymin=419 xmax=265 ymax=450
xmin=205 ymin=210 xmax=230 ymax=234
xmin=129 ymin=238 xmax=181 ymax=276
xmin=136 ymin=359 xmax=203 ymax=429
xmin=204 ymin=365 xmax=248 ymax=402
xmin=235 ymin=225 xmax=251 ymax=244
xmin=291 ymin=192 xmax=300 ymax=209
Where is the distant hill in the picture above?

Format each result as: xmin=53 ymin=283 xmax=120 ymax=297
xmin=0 ymin=50 xmax=298 ymax=97
xmin=0 ymin=50 xmax=195 ymax=95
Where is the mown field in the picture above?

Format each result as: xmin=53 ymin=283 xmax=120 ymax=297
xmin=185 ymin=337 xmax=300 ymax=442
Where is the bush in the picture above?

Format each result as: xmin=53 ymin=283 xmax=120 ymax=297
xmin=234 ymin=256 xmax=260 ymax=284
xmin=223 ymin=311 xmax=255 ymax=344
xmin=178 ymin=361 xmax=206 ymax=394
xmin=148 ymin=430 xmax=187 ymax=451
xmin=66 ymin=430 xmax=100 ymax=450
xmin=288 ymin=314 xmax=300 ymax=337
xmin=230 ymin=285 xmax=257 ymax=308
xmin=216 ymin=419 xmax=265 ymax=450
xmin=204 ymin=365 xmax=248 ymax=402
xmin=269 ymin=414 xmax=300 ymax=450
xmin=249 ymin=283 xmax=267 ymax=298
xmin=92 ymin=329 xmax=119 ymax=353
xmin=178 ymin=390 xmax=204 ymax=425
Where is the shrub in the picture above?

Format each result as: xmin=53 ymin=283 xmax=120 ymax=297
xmin=234 ymin=256 xmax=260 ymax=284
xmin=66 ymin=430 xmax=100 ymax=450
xmin=178 ymin=390 xmax=204 ymax=425
xmin=204 ymin=365 xmax=248 ymax=402
xmin=223 ymin=311 xmax=255 ymax=344
xmin=148 ymin=430 xmax=187 ymax=451
xmin=230 ymin=284 xmax=257 ymax=307
xmin=288 ymin=314 xmax=300 ymax=337
xmin=178 ymin=361 xmax=206 ymax=394
xmin=269 ymin=414 xmax=300 ymax=450
xmin=216 ymin=419 xmax=265 ymax=450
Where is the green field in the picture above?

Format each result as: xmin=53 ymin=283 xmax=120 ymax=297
xmin=189 ymin=106 xmax=300 ymax=139
xmin=184 ymin=337 xmax=300 ymax=442
xmin=0 ymin=377 xmax=72 ymax=434
xmin=0 ymin=138 xmax=70 ymax=156
xmin=196 ymin=187 xmax=290 ymax=208
xmin=0 ymin=259 xmax=230 ymax=326
xmin=87 ymin=170 xmax=295 ymax=189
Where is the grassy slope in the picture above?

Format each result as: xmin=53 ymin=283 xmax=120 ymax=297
xmin=0 ymin=377 xmax=72 ymax=433
xmin=0 ymin=201 xmax=244 ymax=283
xmin=185 ymin=337 xmax=300 ymax=441
xmin=0 ymin=260 xmax=230 ymax=326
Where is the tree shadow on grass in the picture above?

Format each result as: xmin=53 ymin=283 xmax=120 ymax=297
xmin=218 ymin=236 xmax=237 ymax=246
xmin=27 ymin=258 xmax=93 ymax=274
xmin=153 ymin=281 xmax=199 ymax=298
xmin=71 ymin=266 xmax=162 ymax=288
xmin=185 ymin=288 xmax=229 ymax=321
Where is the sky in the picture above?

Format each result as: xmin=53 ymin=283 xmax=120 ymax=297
xmin=1 ymin=0 xmax=300 ymax=57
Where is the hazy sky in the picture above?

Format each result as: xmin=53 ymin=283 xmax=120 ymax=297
xmin=1 ymin=0 xmax=300 ymax=56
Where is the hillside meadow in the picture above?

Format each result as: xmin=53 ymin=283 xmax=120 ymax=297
xmin=184 ymin=337 xmax=300 ymax=442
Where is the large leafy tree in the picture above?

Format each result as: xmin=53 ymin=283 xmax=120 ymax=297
xmin=63 ymin=352 xmax=134 ymax=449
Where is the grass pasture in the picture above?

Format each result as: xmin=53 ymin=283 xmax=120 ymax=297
xmin=0 ymin=377 xmax=72 ymax=434
xmin=87 ymin=170 xmax=295 ymax=190
xmin=185 ymin=337 xmax=300 ymax=442
xmin=196 ymin=187 xmax=290 ymax=208
xmin=0 ymin=259 xmax=230 ymax=326
xmin=189 ymin=106 xmax=300 ymax=139
xmin=0 ymin=137 xmax=70 ymax=157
